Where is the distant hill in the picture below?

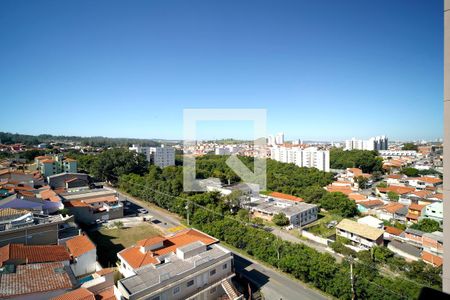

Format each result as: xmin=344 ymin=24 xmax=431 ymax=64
xmin=0 ymin=132 xmax=171 ymax=147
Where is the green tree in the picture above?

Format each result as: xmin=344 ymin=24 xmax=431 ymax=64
xmin=387 ymin=191 xmax=399 ymax=202
xmin=402 ymin=143 xmax=418 ymax=151
xmin=300 ymin=185 xmax=326 ymax=204
xmin=91 ymin=148 xmax=148 ymax=183
xmin=320 ymin=192 xmax=357 ymax=217
xmin=272 ymin=213 xmax=290 ymax=226
xmin=330 ymin=148 xmax=383 ymax=173
xmin=356 ymin=176 xmax=369 ymax=189
xmin=410 ymin=219 xmax=441 ymax=233
xmin=402 ymin=167 xmax=419 ymax=177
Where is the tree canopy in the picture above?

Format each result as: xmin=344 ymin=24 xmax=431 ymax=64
xmin=330 ymin=148 xmax=383 ymax=173
xmin=319 ymin=192 xmax=357 ymax=217
xmin=410 ymin=219 xmax=441 ymax=233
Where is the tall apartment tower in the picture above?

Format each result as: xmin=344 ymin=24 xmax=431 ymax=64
xmin=275 ymin=132 xmax=285 ymax=145
xmin=129 ymin=144 xmax=175 ymax=168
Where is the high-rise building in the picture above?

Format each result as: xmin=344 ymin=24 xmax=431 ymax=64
xmin=129 ymin=144 xmax=175 ymax=168
xmin=270 ymin=146 xmax=330 ymax=172
xmin=275 ymin=132 xmax=285 ymax=145
xmin=344 ymin=136 xmax=388 ymax=151
xmin=267 ymin=135 xmax=275 ymax=146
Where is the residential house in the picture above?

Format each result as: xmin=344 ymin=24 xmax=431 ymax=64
xmin=404 ymin=228 xmax=425 ymax=246
xmin=357 ymin=216 xmax=384 ymax=229
xmin=376 ymin=202 xmax=408 ymax=222
xmin=48 ymin=173 xmax=89 ymax=189
xmin=61 ymin=189 xmax=123 ymax=225
xmin=386 ymin=174 xmax=405 ymax=186
xmin=422 ymin=231 xmax=444 ymax=267
xmin=336 ymin=219 xmax=384 ymax=250
xmin=63 ymin=234 xmax=97 ymax=277
xmin=420 ymin=202 xmax=443 ymax=225
xmin=376 ymin=185 xmax=415 ymax=202
xmin=116 ymin=228 xmax=242 ymax=300
xmin=357 ymin=199 xmax=385 ymax=214
xmin=0 ymin=262 xmax=74 ymax=299
xmin=383 ymin=226 xmax=404 ymax=240
xmin=406 ymin=176 xmax=442 ymax=190
xmin=0 ymin=243 xmax=71 ymax=267
xmin=387 ymin=239 xmax=421 ymax=262
xmin=406 ymin=204 xmax=426 ymax=224
xmin=0 ymin=208 xmax=73 ymax=247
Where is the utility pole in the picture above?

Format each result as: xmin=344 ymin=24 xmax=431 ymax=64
xmin=185 ymin=201 xmax=190 ymax=226
xmin=349 ymin=257 xmax=355 ymax=300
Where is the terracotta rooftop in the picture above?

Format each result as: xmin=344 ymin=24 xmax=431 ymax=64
xmin=52 ymin=288 xmax=95 ymax=300
xmin=66 ymin=200 xmax=89 ymax=208
xmin=384 ymin=226 xmax=403 ymax=236
xmin=269 ymin=192 xmax=303 ymax=202
xmin=382 ymin=202 xmax=406 ymax=214
xmin=409 ymin=203 xmax=426 ymax=211
xmin=422 ymin=251 xmax=443 ymax=267
xmin=358 ymin=199 xmax=384 ymax=208
xmin=411 ymin=177 xmax=442 ymax=184
xmin=410 ymin=190 xmax=432 ymax=198
xmin=348 ymin=193 xmax=367 ymax=202
xmin=347 ymin=168 xmax=363 ymax=176
xmin=325 ymin=185 xmax=353 ymax=195
xmin=406 ymin=213 xmax=420 ymax=220
xmin=377 ymin=185 xmax=415 ymax=195
xmin=0 ymin=244 xmax=70 ymax=266
xmin=0 ymin=262 xmax=73 ymax=298
xmin=66 ymin=235 xmax=96 ymax=258
xmin=95 ymin=286 xmax=115 ymax=300
xmin=119 ymin=228 xmax=217 ymax=270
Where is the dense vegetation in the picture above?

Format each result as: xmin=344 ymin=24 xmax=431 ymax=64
xmin=330 ymin=148 xmax=383 ymax=173
xmin=402 ymin=143 xmax=418 ymax=151
xmin=410 ymin=219 xmax=441 ymax=233
xmin=319 ymin=192 xmax=357 ymax=217
xmin=118 ymin=172 xmax=434 ymax=299
xmin=0 ymin=131 xmax=162 ymax=147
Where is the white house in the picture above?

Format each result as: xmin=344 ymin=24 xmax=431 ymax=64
xmin=336 ymin=219 xmax=384 ymax=250
xmin=357 ymin=216 xmax=384 ymax=229
xmin=65 ymin=234 xmax=97 ymax=277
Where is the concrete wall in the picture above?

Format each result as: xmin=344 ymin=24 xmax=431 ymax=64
xmin=71 ymin=249 xmax=97 ymax=277
xmin=0 ymin=222 xmax=59 ymax=247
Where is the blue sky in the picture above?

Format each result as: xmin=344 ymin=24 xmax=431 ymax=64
xmin=0 ymin=0 xmax=443 ymax=141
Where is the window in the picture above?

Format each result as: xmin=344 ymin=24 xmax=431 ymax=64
xmin=210 ymin=269 xmax=216 ymax=276
xmin=187 ymin=280 xmax=194 ymax=287
xmin=210 ymin=287 xmax=217 ymax=294
xmin=222 ymin=263 xmax=227 ymax=270
xmin=173 ymin=286 xmax=180 ymax=295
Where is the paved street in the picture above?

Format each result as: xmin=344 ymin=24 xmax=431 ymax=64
xmin=270 ymin=227 xmax=343 ymax=263
xmin=232 ymin=252 xmax=329 ymax=300
xmin=114 ymin=188 xmax=329 ymax=300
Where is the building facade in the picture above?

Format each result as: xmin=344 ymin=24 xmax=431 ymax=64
xmin=270 ymin=146 xmax=330 ymax=172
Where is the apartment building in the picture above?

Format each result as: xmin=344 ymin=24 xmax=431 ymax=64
xmin=116 ymin=229 xmax=241 ymax=300
xmin=129 ymin=144 xmax=175 ymax=168
xmin=35 ymin=154 xmax=77 ymax=178
xmin=245 ymin=193 xmax=318 ymax=227
xmin=270 ymin=146 xmax=330 ymax=172
xmin=344 ymin=135 xmax=388 ymax=151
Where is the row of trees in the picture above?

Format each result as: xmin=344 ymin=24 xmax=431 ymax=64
xmin=118 ymin=175 xmax=429 ymax=299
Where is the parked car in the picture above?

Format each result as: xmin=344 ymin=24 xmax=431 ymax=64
xmin=138 ymin=208 xmax=148 ymax=214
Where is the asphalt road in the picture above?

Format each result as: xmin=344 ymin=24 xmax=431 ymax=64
xmin=114 ymin=188 xmax=329 ymax=300
xmin=232 ymin=253 xmax=328 ymax=300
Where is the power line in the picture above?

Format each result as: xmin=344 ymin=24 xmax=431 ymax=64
xmin=112 ymin=175 xmax=421 ymax=298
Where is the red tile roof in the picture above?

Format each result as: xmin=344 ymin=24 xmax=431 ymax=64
xmin=422 ymin=251 xmax=443 ymax=267
xmin=0 ymin=244 xmax=70 ymax=266
xmin=358 ymin=199 xmax=384 ymax=208
xmin=377 ymin=185 xmax=415 ymax=195
xmin=0 ymin=262 xmax=73 ymax=298
xmin=382 ymin=202 xmax=405 ymax=214
xmin=412 ymin=177 xmax=442 ymax=184
xmin=52 ymin=288 xmax=95 ymax=300
xmin=384 ymin=226 xmax=403 ymax=236
xmin=348 ymin=193 xmax=367 ymax=202
xmin=66 ymin=200 xmax=89 ymax=208
xmin=95 ymin=286 xmax=115 ymax=300
xmin=119 ymin=229 xmax=217 ymax=270
xmin=406 ymin=213 xmax=420 ymax=220
xmin=66 ymin=235 xmax=96 ymax=258
xmin=325 ymin=185 xmax=353 ymax=195
xmin=409 ymin=203 xmax=426 ymax=211
xmin=269 ymin=192 xmax=303 ymax=202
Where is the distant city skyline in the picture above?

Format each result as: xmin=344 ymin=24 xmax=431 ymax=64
xmin=0 ymin=0 xmax=443 ymax=141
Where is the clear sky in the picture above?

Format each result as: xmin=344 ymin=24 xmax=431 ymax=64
xmin=0 ymin=0 xmax=443 ymax=141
